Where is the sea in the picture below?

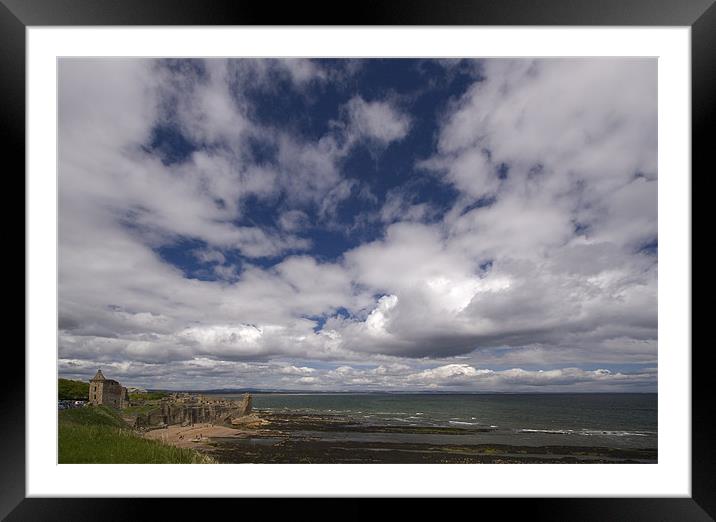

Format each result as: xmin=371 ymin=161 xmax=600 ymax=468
xmin=214 ymin=392 xmax=657 ymax=451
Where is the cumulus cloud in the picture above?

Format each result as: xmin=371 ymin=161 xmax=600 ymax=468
xmin=58 ymin=58 xmax=657 ymax=391
xmin=343 ymin=96 xmax=411 ymax=145
xmin=226 ymin=58 xmax=329 ymax=94
xmin=58 ymin=358 xmax=655 ymax=392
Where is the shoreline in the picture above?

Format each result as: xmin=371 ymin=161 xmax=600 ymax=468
xmin=142 ymin=410 xmax=657 ymax=464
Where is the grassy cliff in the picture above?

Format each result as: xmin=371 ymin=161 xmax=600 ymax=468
xmin=58 ymin=405 xmax=213 ymax=463
xmin=58 ymin=378 xmax=89 ymax=400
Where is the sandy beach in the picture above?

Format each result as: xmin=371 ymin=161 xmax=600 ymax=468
xmin=143 ymin=423 xmax=245 ymax=449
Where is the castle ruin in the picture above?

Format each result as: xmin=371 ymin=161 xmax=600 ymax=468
xmin=88 ymin=369 xmax=130 ymax=409
xmin=87 ymin=369 xmax=255 ymax=427
xmin=133 ymin=393 xmax=253 ymax=428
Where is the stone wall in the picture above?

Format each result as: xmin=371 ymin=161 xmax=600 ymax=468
xmin=134 ymin=394 xmax=253 ymax=428
xmin=89 ymin=381 xmax=103 ymax=406
xmin=89 ymin=380 xmax=129 ymax=409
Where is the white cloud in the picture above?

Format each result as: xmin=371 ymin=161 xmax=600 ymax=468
xmin=58 ymin=58 xmax=657 ymax=391
xmin=57 ymin=355 xmax=656 ymax=393
xmin=278 ymin=59 xmax=327 ymax=86
xmin=404 ymin=364 xmax=656 ymax=390
xmin=363 ymin=294 xmax=399 ymax=336
xmin=226 ymin=58 xmax=329 ymax=94
xmin=59 ymin=59 xmax=316 ymax=261
xmin=278 ymin=210 xmax=310 ymax=232
xmin=344 ymin=96 xmax=411 ymax=145
xmin=379 ymin=188 xmax=435 ymax=224
xmin=170 ymin=59 xmax=250 ymax=145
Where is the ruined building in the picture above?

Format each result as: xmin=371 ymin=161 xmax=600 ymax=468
xmin=134 ymin=393 xmax=253 ymax=428
xmin=88 ymin=369 xmax=130 ymax=409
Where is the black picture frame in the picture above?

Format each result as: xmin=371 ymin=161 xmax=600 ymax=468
xmin=3 ymin=0 xmax=709 ymax=518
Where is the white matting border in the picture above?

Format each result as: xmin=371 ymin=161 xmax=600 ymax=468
xmin=27 ymin=26 xmax=690 ymax=497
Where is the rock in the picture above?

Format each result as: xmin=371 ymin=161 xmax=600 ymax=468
xmin=237 ymin=393 xmax=252 ymax=416
xmin=230 ymin=413 xmax=267 ymax=429
xmin=134 ymin=392 xmax=254 ymax=428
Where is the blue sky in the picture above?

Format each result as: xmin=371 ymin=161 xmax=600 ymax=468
xmin=58 ymin=58 xmax=657 ymax=391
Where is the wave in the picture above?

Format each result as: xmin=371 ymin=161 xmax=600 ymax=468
xmin=580 ymin=430 xmax=650 ymax=437
xmin=449 ymin=420 xmax=479 ymax=426
xmin=519 ymin=428 xmax=652 ymax=437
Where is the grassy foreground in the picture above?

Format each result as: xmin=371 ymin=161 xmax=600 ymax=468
xmin=59 ymin=405 xmax=213 ymax=463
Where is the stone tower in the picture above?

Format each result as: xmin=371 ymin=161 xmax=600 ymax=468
xmin=89 ymin=369 xmax=106 ymax=406
xmin=88 ymin=369 xmax=129 ymax=409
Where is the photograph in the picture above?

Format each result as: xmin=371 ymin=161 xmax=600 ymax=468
xmin=57 ymin=57 xmax=658 ymax=465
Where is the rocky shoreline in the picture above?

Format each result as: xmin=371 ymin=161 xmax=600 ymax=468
xmin=170 ymin=410 xmax=658 ymax=464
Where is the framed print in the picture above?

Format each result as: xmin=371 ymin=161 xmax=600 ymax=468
xmin=4 ymin=0 xmax=710 ymax=518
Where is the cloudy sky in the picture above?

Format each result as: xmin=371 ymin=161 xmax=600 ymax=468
xmin=58 ymin=58 xmax=657 ymax=392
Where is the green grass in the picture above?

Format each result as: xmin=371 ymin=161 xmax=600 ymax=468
xmin=129 ymin=391 xmax=169 ymax=401
xmin=60 ymin=404 xmax=126 ymax=428
xmin=59 ymin=406 xmax=213 ymax=464
xmin=58 ymin=378 xmax=89 ymax=400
